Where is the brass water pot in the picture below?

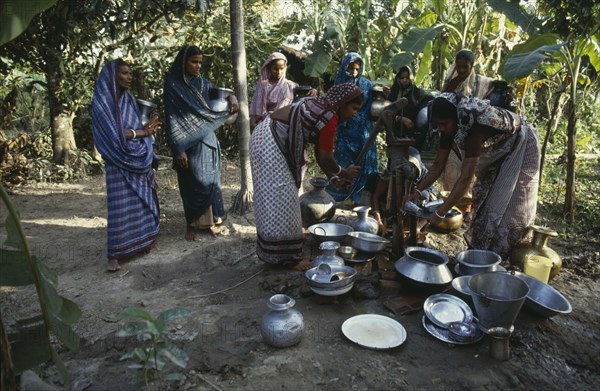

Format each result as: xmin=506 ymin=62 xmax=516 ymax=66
xmin=509 ymin=225 xmax=562 ymax=280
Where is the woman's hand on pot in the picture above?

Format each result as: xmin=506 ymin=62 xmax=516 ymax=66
xmin=176 ymin=151 xmax=188 ymax=169
xmin=228 ymin=95 xmax=239 ymax=113
xmin=402 ymin=188 xmax=421 ymax=205
xmin=143 ymin=115 xmax=161 ymax=136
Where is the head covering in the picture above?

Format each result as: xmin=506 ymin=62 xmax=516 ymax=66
xmin=442 ymin=49 xmax=493 ymax=98
xmin=163 ymin=45 xmax=229 ymax=157
xmin=250 ymin=52 xmax=296 ymax=119
xmin=92 ymin=59 xmax=153 ymax=174
xmin=431 ymin=95 xmax=459 ymax=121
xmin=272 ymin=83 xmax=363 ymax=188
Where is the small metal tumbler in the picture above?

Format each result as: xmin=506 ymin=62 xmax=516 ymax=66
xmin=488 ymin=326 xmax=511 ymax=361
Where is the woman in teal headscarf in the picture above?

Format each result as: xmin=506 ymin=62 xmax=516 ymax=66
xmin=326 ymin=52 xmax=377 ymax=203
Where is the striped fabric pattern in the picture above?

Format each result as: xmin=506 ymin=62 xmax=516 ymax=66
xmin=92 ymin=60 xmax=159 ymax=260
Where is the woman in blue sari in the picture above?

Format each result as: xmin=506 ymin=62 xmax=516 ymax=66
xmin=163 ymin=45 xmax=238 ymax=241
xmin=326 ymin=52 xmax=377 ymax=203
xmin=92 ymin=59 xmax=161 ymax=271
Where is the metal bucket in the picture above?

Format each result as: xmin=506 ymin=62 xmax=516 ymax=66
xmin=468 ymin=272 xmax=529 ymax=331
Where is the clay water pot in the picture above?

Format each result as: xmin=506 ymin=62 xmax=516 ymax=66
xmin=299 ymin=177 xmax=336 ymax=227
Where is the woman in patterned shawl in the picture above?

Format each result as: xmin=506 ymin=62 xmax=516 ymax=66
xmin=407 ymin=93 xmax=540 ymax=259
xmin=325 ymin=52 xmax=378 ymax=203
xmin=163 ymin=45 xmax=238 ymax=241
xmin=250 ymin=83 xmax=364 ymax=270
xmin=92 ymin=59 xmax=161 ymax=271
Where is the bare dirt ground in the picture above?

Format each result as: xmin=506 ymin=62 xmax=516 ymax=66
xmin=2 ymin=158 xmax=600 ymax=391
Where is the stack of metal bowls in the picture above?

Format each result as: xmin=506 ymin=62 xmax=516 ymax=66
xmin=305 ymin=265 xmax=357 ymax=296
xmin=455 ymin=249 xmax=502 ymax=275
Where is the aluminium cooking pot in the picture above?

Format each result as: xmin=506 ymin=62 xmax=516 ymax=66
xmin=395 ymin=247 xmax=453 ymax=290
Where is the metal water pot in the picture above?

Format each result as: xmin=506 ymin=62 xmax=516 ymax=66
xmin=260 ymin=294 xmax=304 ymax=348
xmin=369 ymin=86 xmax=391 ymax=121
xmin=208 ymin=87 xmax=238 ymax=125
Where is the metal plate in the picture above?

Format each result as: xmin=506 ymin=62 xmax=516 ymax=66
xmin=421 ymin=315 xmax=484 ymax=345
xmin=342 ymin=314 xmax=407 ymax=350
xmin=454 ymin=264 xmax=507 ymax=276
xmin=423 ymin=293 xmax=473 ymax=329
xmin=342 ymin=250 xmax=375 ymax=263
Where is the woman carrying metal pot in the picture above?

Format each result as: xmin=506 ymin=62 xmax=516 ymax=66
xmin=405 ymin=93 xmax=540 ymax=259
xmin=92 ymin=59 xmax=161 ymax=272
xmin=163 ymin=45 xmax=239 ymax=241
xmin=250 ymin=83 xmax=363 ymax=270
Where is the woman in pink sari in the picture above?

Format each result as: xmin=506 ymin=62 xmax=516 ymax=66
xmin=250 ymin=52 xmax=314 ymax=128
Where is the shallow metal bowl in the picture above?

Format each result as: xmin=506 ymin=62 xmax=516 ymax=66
xmin=305 ymin=265 xmax=357 ymax=290
xmin=512 ymin=272 xmax=572 ymax=317
xmin=346 ymin=231 xmax=390 ymax=253
xmin=338 ymin=246 xmax=357 ymax=259
xmin=308 ymin=223 xmax=354 ymax=243
xmin=456 ymin=249 xmax=502 ymax=275
xmin=451 ymin=276 xmax=473 ymax=301
xmin=448 ymin=321 xmax=479 ymax=343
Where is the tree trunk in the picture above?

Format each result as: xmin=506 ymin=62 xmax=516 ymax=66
xmin=563 ymin=98 xmax=577 ymax=223
xmin=41 ymin=15 xmax=77 ymax=165
xmin=563 ymin=54 xmax=581 ymax=224
xmin=229 ymin=0 xmax=253 ymax=214
xmin=539 ymin=89 xmax=565 ymax=182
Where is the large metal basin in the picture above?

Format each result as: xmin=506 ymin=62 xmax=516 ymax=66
xmin=456 ymin=249 xmax=502 ymax=275
xmin=308 ymin=223 xmax=353 ymax=244
xmin=512 ymin=271 xmax=572 ymax=317
xmin=346 ymin=231 xmax=390 ymax=253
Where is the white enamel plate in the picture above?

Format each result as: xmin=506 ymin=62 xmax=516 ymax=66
xmin=341 ymin=314 xmax=407 ymax=349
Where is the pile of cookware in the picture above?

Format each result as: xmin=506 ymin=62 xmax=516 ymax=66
xmin=421 ymin=293 xmax=484 ymax=344
xmin=305 ymin=222 xmax=391 ymax=296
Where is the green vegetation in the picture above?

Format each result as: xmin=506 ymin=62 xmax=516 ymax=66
xmin=114 ymin=307 xmax=193 ymax=390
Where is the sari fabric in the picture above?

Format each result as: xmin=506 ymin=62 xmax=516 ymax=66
xmin=92 ymin=60 xmax=159 ymax=260
xmin=326 ymin=52 xmax=377 ymax=202
xmin=442 ymin=59 xmax=495 ymax=197
xmin=442 ymin=93 xmax=540 ymax=258
xmin=251 ymin=84 xmax=364 ymax=265
xmin=163 ymin=45 xmax=229 ymax=223
xmin=250 ymin=52 xmax=297 ymax=123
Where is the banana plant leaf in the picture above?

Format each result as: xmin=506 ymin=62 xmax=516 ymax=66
xmin=0 ymin=0 xmax=58 ymax=45
xmin=502 ymin=44 xmax=564 ymax=80
xmin=0 ymin=248 xmax=34 ymax=286
xmin=7 ymin=319 xmax=52 ymax=374
xmin=399 ymin=26 xmax=443 ymax=54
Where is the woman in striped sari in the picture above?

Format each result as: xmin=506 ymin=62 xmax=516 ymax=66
xmin=250 ymin=83 xmax=364 ymax=270
xmin=407 ymin=93 xmax=540 ymax=259
xmin=92 ymin=59 xmax=161 ymax=271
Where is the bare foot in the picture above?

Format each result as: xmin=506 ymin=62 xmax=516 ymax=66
xmin=209 ymin=225 xmax=221 ymax=238
xmin=287 ymin=259 xmax=313 ymax=271
xmin=185 ymin=225 xmax=197 ymax=241
xmin=214 ymin=217 xmax=223 ymax=226
xmin=107 ymin=259 xmax=120 ymax=272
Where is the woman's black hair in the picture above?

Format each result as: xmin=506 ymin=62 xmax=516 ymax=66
xmin=115 ymin=58 xmax=129 ymax=68
xmin=455 ymin=49 xmax=475 ymax=65
xmin=185 ymin=45 xmax=203 ymax=60
xmin=431 ymin=97 xmax=458 ymax=121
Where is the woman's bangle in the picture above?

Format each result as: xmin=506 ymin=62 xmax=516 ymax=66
xmin=335 ymin=165 xmax=343 ymax=176
xmin=434 ymin=209 xmax=445 ymax=219
xmin=129 ymin=129 xmax=136 ymax=139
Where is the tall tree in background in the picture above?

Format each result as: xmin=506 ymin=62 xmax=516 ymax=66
xmin=230 ymin=0 xmax=253 ymax=214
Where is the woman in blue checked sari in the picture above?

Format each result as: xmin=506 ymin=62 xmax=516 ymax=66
xmin=163 ymin=45 xmax=238 ymax=241
xmin=92 ymin=59 xmax=161 ymax=271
